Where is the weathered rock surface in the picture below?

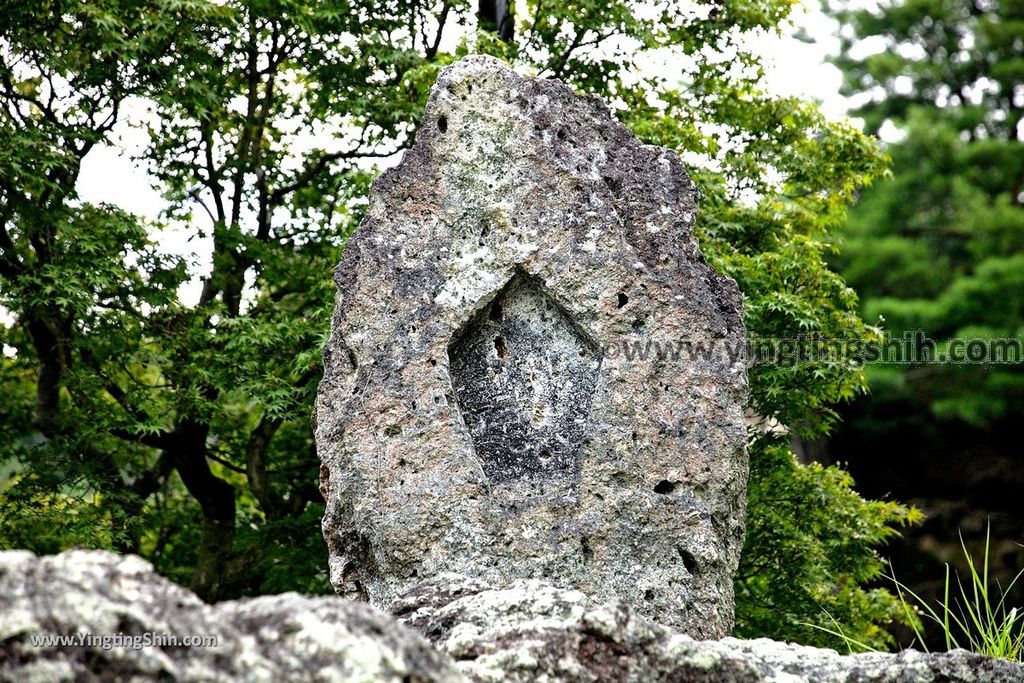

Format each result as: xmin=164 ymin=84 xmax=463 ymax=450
xmin=315 ymin=55 xmax=748 ymax=638
xmin=3 ymin=551 xmax=1021 ymax=683
xmin=396 ymin=573 xmax=1024 ymax=682
xmin=0 ymin=550 xmax=459 ymax=682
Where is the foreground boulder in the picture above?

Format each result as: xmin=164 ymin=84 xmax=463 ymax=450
xmin=3 ymin=551 xmax=1022 ymax=683
xmin=315 ymin=53 xmax=748 ymax=640
xmin=0 ymin=550 xmax=458 ymax=682
xmin=396 ymin=574 xmax=1024 ymax=683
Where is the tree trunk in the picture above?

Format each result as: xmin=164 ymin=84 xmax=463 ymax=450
xmin=479 ymin=0 xmax=514 ymax=42
xmin=171 ymin=419 xmax=237 ymax=602
xmin=25 ymin=308 xmax=71 ymax=435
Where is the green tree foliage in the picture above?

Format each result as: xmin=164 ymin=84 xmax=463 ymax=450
xmin=738 ymin=433 xmax=920 ymax=648
xmin=1 ymin=0 xmax=913 ymax=646
xmin=828 ymin=0 xmax=1024 ymax=427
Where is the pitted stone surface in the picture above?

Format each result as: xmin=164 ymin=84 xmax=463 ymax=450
xmin=314 ymin=55 xmax=749 ymax=638
xmin=7 ymin=551 xmax=1019 ymax=683
xmin=395 ymin=574 xmax=1024 ymax=683
xmin=449 ymin=271 xmax=601 ymax=488
xmin=0 ymin=550 xmax=460 ymax=683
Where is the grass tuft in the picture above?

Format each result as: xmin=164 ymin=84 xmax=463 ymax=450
xmin=804 ymin=524 xmax=1023 ymax=662
xmin=890 ymin=524 xmax=1023 ymax=662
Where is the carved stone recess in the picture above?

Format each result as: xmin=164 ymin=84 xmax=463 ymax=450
xmin=315 ymin=55 xmax=748 ymax=638
xmin=448 ymin=271 xmax=601 ymax=492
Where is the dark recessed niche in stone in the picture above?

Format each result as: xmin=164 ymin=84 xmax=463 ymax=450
xmin=448 ymin=272 xmax=602 ymax=485
xmin=653 ymin=480 xmax=677 ymax=495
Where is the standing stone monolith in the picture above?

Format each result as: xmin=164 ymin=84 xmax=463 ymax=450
xmin=314 ymin=56 xmax=748 ymax=638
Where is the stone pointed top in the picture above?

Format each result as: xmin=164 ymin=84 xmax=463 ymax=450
xmin=316 ymin=55 xmax=748 ymax=639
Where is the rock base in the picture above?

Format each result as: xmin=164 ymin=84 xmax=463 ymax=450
xmin=2 ymin=551 xmax=1021 ymax=682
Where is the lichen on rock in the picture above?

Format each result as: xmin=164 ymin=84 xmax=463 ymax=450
xmin=392 ymin=573 xmax=1024 ymax=683
xmin=0 ymin=550 xmax=460 ymax=683
xmin=315 ymin=54 xmax=749 ymax=640
xmin=3 ymin=551 xmax=1021 ymax=683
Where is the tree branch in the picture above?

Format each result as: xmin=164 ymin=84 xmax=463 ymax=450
xmin=0 ymin=220 xmax=23 ymax=277
xmin=269 ymin=140 xmax=404 ymax=207
xmin=201 ymin=122 xmax=227 ymax=225
xmin=426 ymin=1 xmax=453 ymax=60
xmin=546 ymin=29 xmax=614 ymax=80
xmin=246 ymin=414 xmax=284 ymax=519
xmin=206 ymin=451 xmax=248 ymax=474
xmin=110 ymin=427 xmax=174 ymax=451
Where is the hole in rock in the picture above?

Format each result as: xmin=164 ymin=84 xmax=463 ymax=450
xmin=493 ymin=336 xmax=507 ymax=358
xmin=678 ymin=547 xmax=699 ymax=575
xmin=617 ymin=292 xmax=628 ymax=308
xmin=653 ymin=480 xmax=677 ymax=495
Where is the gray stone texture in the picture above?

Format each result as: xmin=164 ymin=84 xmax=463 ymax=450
xmin=3 ymin=551 xmax=1021 ymax=683
xmin=0 ymin=550 xmax=459 ymax=683
xmin=396 ymin=573 xmax=1024 ymax=683
xmin=314 ymin=55 xmax=749 ymax=638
